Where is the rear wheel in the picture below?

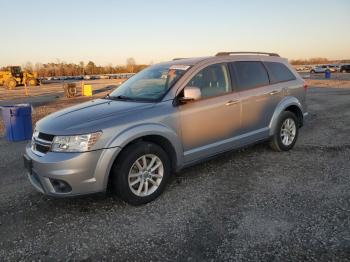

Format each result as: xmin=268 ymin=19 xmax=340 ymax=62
xmin=111 ymin=141 xmax=171 ymax=205
xmin=310 ymin=70 xmax=315 ymax=74
xmin=269 ymin=111 xmax=299 ymax=151
xmin=5 ymin=78 xmax=17 ymax=89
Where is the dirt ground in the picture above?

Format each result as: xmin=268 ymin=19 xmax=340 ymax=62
xmin=0 ymin=93 xmax=110 ymax=137
xmin=306 ymin=79 xmax=350 ymax=88
xmin=0 ymin=79 xmax=125 ymax=102
xmin=0 ymin=85 xmax=349 ymax=261
xmin=0 ymin=79 xmax=123 ymax=136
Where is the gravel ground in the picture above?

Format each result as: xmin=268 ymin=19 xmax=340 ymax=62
xmin=0 ymin=87 xmax=349 ymax=261
xmin=299 ymin=72 xmax=350 ymax=81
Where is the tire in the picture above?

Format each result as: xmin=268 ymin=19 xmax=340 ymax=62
xmin=63 ymin=83 xmax=77 ymax=98
xmin=27 ymin=78 xmax=37 ymax=86
xmin=310 ymin=70 xmax=315 ymax=74
xmin=5 ymin=78 xmax=17 ymax=90
xmin=269 ymin=111 xmax=299 ymax=152
xmin=111 ymin=141 xmax=171 ymax=205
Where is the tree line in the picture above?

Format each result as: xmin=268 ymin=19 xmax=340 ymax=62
xmin=3 ymin=57 xmax=349 ymax=75
xmin=1 ymin=58 xmax=149 ymax=77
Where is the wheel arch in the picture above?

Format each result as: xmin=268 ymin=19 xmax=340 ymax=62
xmin=269 ymin=97 xmax=304 ymax=136
xmin=284 ymin=104 xmax=304 ymax=127
xmin=100 ymin=124 xmax=183 ymax=190
xmin=115 ymin=134 xmax=178 ymax=171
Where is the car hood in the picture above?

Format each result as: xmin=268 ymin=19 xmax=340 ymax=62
xmin=36 ymin=98 xmax=155 ymax=135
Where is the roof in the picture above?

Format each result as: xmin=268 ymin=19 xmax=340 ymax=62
xmin=158 ymin=57 xmax=211 ymax=67
xmin=158 ymin=52 xmax=284 ymax=67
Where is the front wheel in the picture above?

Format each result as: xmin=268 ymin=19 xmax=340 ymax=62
xmin=111 ymin=141 xmax=171 ymax=205
xmin=269 ymin=111 xmax=299 ymax=151
xmin=27 ymin=78 xmax=37 ymax=86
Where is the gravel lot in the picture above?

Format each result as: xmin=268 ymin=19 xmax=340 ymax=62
xmin=299 ymin=72 xmax=350 ymax=81
xmin=0 ymin=87 xmax=349 ymax=261
xmin=0 ymin=79 xmax=125 ymax=103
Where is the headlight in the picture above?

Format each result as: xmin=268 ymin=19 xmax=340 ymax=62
xmin=51 ymin=131 xmax=102 ymax=152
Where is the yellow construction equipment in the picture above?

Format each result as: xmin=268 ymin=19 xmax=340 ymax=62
xmin=0 ymin=66 xmax=38 ymax=90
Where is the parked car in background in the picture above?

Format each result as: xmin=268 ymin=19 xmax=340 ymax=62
xmin=310 ymin=65 xmax=336 ymax=74
xmin=340 ymin=64 xmax=350 ymax=73
xmin=24 ymin=51 xmax=308 ymax=205
xmin=296 ymin=66 xmax=307 ymax=72
xmin=329 ymin=65 xmax=340 ymax=72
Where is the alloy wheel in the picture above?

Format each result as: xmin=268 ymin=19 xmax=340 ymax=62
xmin=128 ymin=154 xmax=164 ymax=197
xmin=280 ymin=118 xmax=296 ymax=146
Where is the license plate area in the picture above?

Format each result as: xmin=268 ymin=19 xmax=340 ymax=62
xmin=23 ymin=154 xmax=33 ymax=174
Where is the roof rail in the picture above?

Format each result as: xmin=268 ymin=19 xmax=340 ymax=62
xmin=172 ymin=58 xmax=188 ymax=61
xmin=215 ymin=51 xmax=280 ymax=57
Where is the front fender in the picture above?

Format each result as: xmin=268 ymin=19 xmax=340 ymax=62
xmin=98 ymin=123 xmax=183 ymax=190
xmin=269 ymin=96 xmax=304 ymax=136
xmin=110 ymin=123 xmax=183 ymax=166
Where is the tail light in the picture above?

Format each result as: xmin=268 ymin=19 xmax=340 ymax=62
xmin=303 ymin=83 xmax=308 ymax=90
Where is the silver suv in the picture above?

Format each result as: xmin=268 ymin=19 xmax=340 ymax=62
xmin=24 ymin=52 xmax=308 ymax=205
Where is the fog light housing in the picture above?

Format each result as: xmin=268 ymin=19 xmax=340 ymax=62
xmin=50 ymin=179 xmax=72 ymax=193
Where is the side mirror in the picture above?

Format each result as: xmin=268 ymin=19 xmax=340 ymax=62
xmin=174 ymin=86 xmax=201 ymax=106
xmin=183 ymin=86 xmax=201 ymax=101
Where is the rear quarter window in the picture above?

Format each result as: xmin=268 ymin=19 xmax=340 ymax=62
xmin=264 ymin=62 xmax=296 ymax=84
xmin=231 ymin=61 xmax=269 ymax=91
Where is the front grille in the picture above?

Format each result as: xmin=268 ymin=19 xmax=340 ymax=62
xmin=35 ymin=143 xmax=51 ymax=154
xmin=38 ymin=132 xmax=54 ymax=142
xmin=32 ymin=132 xmax=54 ymax=156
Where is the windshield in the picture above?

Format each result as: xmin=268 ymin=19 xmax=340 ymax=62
xmin=109 ymin=63 xmax=189 ymax=101
xmin=11 ymin=67 xmax=21 ymax=74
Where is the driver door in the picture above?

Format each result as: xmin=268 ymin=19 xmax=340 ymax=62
xmin=178 ymin=63 xmax=241 ymax=163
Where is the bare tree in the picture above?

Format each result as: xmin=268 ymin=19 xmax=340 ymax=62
xmin=86 ymin=61 xmax=96 ymax=75
xmin=126 ymin=57 xmax=136 ymax=73
xmin=23 ymin=62 xmax=34 ymax=72
xmin=79 ymin=61 xmax=85 ymax=75
xmin=11 ymin=59 xmax=148 ymax=77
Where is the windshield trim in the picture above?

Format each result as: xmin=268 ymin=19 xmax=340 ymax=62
xmin=104 ymin=94 xmax=160 ymax=103
xmin=108 ymin=65 xmax=192 ymax=103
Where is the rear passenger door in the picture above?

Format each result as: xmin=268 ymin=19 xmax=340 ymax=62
xmin=264 ymin=61 xmax=297 ymax=116
xmin=229 ymin=61 xmax=274 ymax=137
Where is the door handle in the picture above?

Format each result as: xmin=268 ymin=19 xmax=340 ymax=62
xmin=225 ymin=100 xmax=239 ymax=106
xmin=269 ymin=90 xmax=281 ymax=95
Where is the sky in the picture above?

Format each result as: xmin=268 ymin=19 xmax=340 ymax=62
xmin=0 ymin=0 xmax=349 ymax=66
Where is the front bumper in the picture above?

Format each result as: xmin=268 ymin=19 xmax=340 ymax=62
xmin=24 ymin=143 xmax=121 ymax=197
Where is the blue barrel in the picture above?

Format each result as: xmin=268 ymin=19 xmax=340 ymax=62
xmin=325 ymin=70 xmax=331 ymax=79
xmin=1 ymin=104 xmax=33 ymax=141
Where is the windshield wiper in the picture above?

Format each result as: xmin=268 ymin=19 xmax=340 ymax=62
xmin=104 ymin=94 xmax=155 ymax=102
xmin=106 ymin=95 xmax=136 ymax=101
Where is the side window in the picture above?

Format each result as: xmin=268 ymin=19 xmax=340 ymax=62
xmin=232 ymin=61 xmax=269 ymax=90
xmin=264 ymin=62 xmax=296 ymax=83
xmin=187 ymin=63 xmax=232 ymax=99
